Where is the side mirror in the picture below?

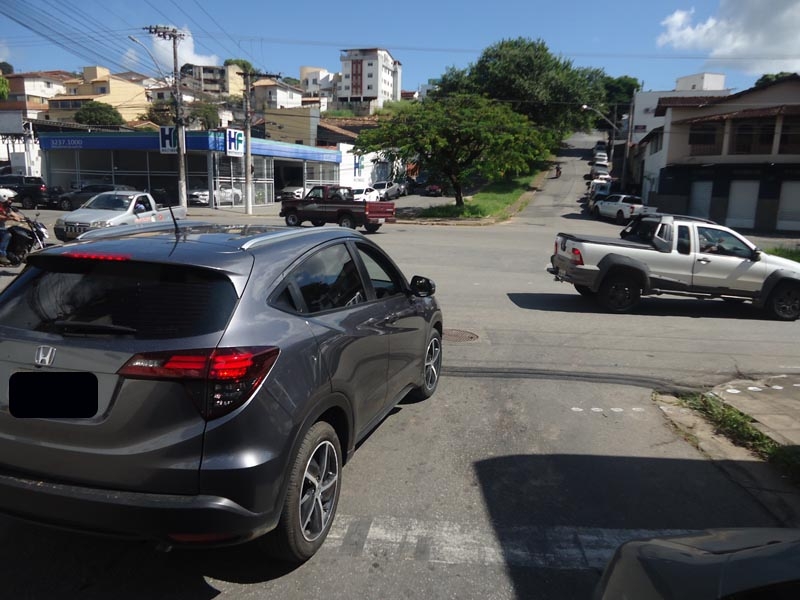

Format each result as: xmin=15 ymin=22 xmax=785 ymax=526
xmin=409 ymin=275 xmax=436 ymax=297
xmin=752 ymin=248 xmax=762 ymax=262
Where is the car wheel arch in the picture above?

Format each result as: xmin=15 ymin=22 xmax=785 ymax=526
xmin=597 ymin=255 xmax=650 ymax=293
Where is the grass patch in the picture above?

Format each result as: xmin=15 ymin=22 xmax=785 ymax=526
xmin=679 ymin=393 xmax=800 ymax=483
xmin=418 ymin=174 xmax=538 ymax=219
xmin=766 ymin=247 xmax=800 ymax=262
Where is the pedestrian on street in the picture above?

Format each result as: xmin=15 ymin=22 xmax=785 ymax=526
xmin=0 ymin=199 xmax=23 ymax=265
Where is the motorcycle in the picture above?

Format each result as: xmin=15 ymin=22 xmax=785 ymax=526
xmin=4 ymin=211 xmax=51 ymax=267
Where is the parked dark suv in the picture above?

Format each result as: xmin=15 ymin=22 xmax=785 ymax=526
xmin=0 ymin=175 xmax=48 ymax=209
xmin=0 ymin=222 xmax=443 ymax=562
xmin=54 ymin=183 xmax=138 ymax=210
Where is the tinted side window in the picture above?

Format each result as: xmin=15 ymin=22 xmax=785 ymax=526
xmin=355 ymin=243 xmax=404 ymax=299
xmin=292 ymin=244 xmax=366 ymax=313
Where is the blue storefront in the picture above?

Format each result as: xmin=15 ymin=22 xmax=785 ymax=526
xmin=39 ymin=130 xmax=341 ymax=208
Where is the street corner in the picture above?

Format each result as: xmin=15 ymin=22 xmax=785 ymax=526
xmin=708 ymin=376 xmax=800 ymax=447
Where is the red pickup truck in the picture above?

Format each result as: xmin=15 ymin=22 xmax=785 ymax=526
xmin=279 ymin=185 xmax=396 ymax=233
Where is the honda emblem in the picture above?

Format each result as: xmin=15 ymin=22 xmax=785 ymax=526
xmin=34 ymin=346 xmax=57 ymax=367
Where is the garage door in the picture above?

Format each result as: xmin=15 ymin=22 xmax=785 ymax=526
xmin=777 ymin=181 xmax=800 ymax=231
xmin=726 ymin=180 xmax=759 ymax=229
xmin=689 ymin=181 xmax=712 ymax=218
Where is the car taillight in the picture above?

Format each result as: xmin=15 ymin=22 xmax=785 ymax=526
xmin=118 ymin=346 xmax=280 ymax=420
xmin=570 ymin=248 xmax=584 ymax=266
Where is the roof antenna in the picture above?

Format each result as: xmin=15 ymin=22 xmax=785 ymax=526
xmin=166 ymin=203 xmax=180 ymax=237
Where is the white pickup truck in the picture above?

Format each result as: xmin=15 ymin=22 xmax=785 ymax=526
xmin=547 ymin=214 xmax=800 ymax=320
xmin=54 ymin=190 xmax=187 ymax=241
xmin=592 ymin=194 xmax=658 ymax=224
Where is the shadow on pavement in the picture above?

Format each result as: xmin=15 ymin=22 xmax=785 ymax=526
xmin=474 ymin=453 xmax=784 ymax=599
xmin=508 ymin=292 xmax=763 ymax=320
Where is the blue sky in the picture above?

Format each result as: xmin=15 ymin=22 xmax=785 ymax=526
xmin=1 ymin=0 xmax=799 ymax=95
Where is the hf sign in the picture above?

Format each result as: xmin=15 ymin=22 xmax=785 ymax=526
xmin=226 ymin=129 xmax=245 ymax=157
xmin=158 ymin=126 xmax=183 ymax=154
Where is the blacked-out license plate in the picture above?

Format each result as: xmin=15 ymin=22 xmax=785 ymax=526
xmin=9 ymin=372 xmax=98 ymax=418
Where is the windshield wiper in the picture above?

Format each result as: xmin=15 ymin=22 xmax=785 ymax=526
xmin=52 ymin=320 xmax=138 ymax=336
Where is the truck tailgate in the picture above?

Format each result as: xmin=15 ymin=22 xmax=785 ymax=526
xmin=366 ymin=201 xmax=396 ymax=222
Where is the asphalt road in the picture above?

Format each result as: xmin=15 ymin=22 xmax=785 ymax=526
xmin=0 ymin=133 xmax=796 ymax=599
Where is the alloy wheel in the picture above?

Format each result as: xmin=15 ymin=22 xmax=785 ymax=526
xmin=423 ymin=335 xmax=442 ymax=391
xmin=298 ymin=440 xmax=339 ymax=542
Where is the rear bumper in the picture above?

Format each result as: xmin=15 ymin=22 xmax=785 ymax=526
xmin=0 ymin=471 xmax=279 ymax=547
xmin=548 ymin=255 xmax=598 ymax=288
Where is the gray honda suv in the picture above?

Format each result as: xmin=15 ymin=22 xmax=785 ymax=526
xmin=0 ymin=222 xmax=443 ymax=562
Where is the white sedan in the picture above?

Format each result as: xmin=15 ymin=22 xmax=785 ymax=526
xmin=352 ymin=186 xmax=380 ymax=202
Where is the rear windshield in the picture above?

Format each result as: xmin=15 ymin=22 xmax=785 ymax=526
xmin=0 ymin=258 xmax=237 ymax=340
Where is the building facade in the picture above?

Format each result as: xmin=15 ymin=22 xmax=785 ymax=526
xmin=47 ymin=66 xmax=150 ymax=122
xmin=643 ymin=75 xmax=800 ymax=232
xmin=337 ymin=48 xmax=401 ymax=114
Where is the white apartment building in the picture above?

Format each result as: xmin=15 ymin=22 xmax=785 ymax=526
xmin=300 ymin=66 xmax=338 ymax=98
xmin=337 ymin=48 xmax=401 ymax=113
xmin=251 ymin=78 xmax=304 ymax=110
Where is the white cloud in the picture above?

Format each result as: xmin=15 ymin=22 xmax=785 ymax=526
xmin=657 ymin=0 xmax=800 ymax=75
xmin=149 ymin=27 xmax=219 ymax=71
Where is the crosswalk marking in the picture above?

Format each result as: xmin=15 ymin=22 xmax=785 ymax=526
xmin=323 ymin=514 xmax=694 ymax=570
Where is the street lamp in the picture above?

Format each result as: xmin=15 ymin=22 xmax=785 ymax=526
xmin=128 ymin=35 xmax=169 ymax=83
xmin=582 ymin=104 xmax=619 ymax=164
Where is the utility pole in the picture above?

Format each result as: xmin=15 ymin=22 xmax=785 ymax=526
xmin=238 ymin=70 xmax=280 ymax=215
xmin=145 ymin=26 xmax=187 ymax=209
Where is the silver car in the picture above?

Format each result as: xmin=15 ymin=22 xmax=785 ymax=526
xmin=0 ymin=222 xmax=443 ymax=562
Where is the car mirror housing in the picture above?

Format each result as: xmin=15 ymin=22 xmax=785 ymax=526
xmin=752 ymin=248 xmax=762 ymax=262
xmin=410 ymin=275 xmax=436 ymax=297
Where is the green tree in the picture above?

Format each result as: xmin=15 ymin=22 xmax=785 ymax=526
xmin=224 ymin=58 xmax=254 ymax=74
xmin=0 ymin=61 xmax=13 ymax=75
xmin=139 ymin=100 xmax=175 ymax=126
xmin=0 ymin=76 xmax=8 ymax=101
xmin=354 ymin=94 xmax=548 ymax=206
xmin=754 ymin=72 xmax=796 ymax=87
xmin=73 ymin=101 xmax=125 ymax=126
xmin=188 ymin=101 xmax=220 ymax=130
xmin=432 ymin=38 xmax=609 ymax=140
xmin=282 ymin=76 xmax=301 ymax=86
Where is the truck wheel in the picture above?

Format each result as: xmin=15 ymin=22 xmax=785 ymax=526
xmin=267 ymin=421 xmax=341 ymax=563
xmin=312 ymin=220 xmax=326 ymax=227
xmin=767 ymin=282 xmax=800 ymax=321
xmin=285 ymin=212 xmax=301 ymax=227
xmin=363 ymin=223 xmax=381 ymax=233
xmin=338 ymin=214 xmax=355 ymax=229
xmin=574 ymin=284 xmax=595 ymax=297
xmin=59 ymin=198 xmax=73 ymax=211
xmin=592 ymin=206 xmax=600 ymax=219
xmin=21 ymin=196 xmax=35 ymax=210
xmin=615 ymin=211 xmax=626 ymax=225
xmin=598 ymin=274 xmax=641 ymax=313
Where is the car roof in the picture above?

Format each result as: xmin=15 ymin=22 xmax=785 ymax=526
xmin=36 ymin=223 xmax=371 ymax=296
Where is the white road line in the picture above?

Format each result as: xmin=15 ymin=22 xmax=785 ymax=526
xmin=325 ymin=514 xmax=694 ymax=569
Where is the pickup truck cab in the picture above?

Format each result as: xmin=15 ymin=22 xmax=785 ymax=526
xmin=54 ymin=190 xmax=187 ymax=241
xmin=592 ymin=194 xmax=658 ymax=224
xmin=280 ymin=185 xmax=396 ymax=232
xmin=0 ymin=175 xmax=48 ymax=209
xmin=548 ymin=214 xmax=800 ymax=320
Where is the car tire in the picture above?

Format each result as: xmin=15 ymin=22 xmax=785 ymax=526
xmin=615 ymin=211 xmax=626 ymax=225
xmin=363 ymin=223 xmax=381 ymax=233
xmin=598 ymin=274 xmax=641 ymax=313
xmin=312 ymin=220 xmax=326 ymax=227
xmin=574 ymin=284 xmax=595 ymax=297
xmin=338 ymin=214 xmax=355 ymax=229
xmin=285 ymin=212 xmax=301 ymax=227
xmin=21 ymin=196 xmax=35 ymax=210
xmin=407 ymin=329 xmax=442 ymax=401
xmin=592 ymin=206 xmax=600 ymax=218
xmin=767 ymin=282 xmax=800 ymax=321
xmin=269 ymin=421 xmax=342 ymax=563
xmin=59 ymin=198 xmax=73 ymax=211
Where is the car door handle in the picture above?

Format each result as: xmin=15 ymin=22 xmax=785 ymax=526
xmin=697 ymin=257 xmax=711 ymax=264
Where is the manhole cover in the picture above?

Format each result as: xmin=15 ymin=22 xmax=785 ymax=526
xmin=443 ymin=328 xmax=479 ymax=343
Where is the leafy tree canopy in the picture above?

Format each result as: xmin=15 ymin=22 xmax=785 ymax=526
xmin=0 ymin=76 xmax=8 ymax=102
xmin=73 ymin=101 xmax=125 ymax=126
xmin=754 ymin=72 xmax=796 ymax=87
xmin=138 ymin=99 xmax=174 ymax=126
xmin=0 ymin=61 xmax=13 ymax=75
xmin=432 ymin=37 xmax=612 ymax=138
xmin=188 ymin=101 xmax=220 ymax=130
xmin=354 ymin=94 xmax=549 ymax=206
xmin=282 ymin=76 xmax=301 ymax=86
xmin=224 ymin=58 xmax=254 ymax=74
